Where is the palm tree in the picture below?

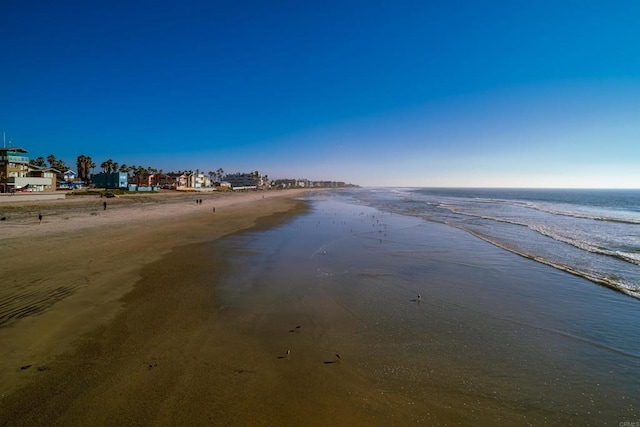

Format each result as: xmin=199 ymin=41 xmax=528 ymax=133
xmin=84 ymin=156 xmax=91 ymax=181
xmin=77 ymin=154 xmax=89 ymax=182
xmin=76 ymin=154 xmax=87 ymax=181
xmin=30 ymin=156 xmax=46 ymax=168
xmin=45 ymin=154 xmax=67 ymax=172
xmin=100 ymin=159 xmax=118 ymax=173
xmin=216 ymin=168 xmax=224 ymax=183
xmin=47 ymin=154 xmax=57 ymax=169
xmin=133 ymin=165 xmax=148 ymax=186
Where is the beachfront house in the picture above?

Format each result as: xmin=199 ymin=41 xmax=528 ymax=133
xmin=91 ymin=172 xmax=129 ymax=189
xmin=148 ymin=173 xmax=172 ymax=189
xmin=24 ymin=166 xmax=58 ymax=192
xmin=222 ymin=172 xmax=261 ymax=190
xmin=0 ymin=147 xmax=58 ymax=193
xmin=174 ymin=173 xmax=188 ymax=189
xmin=63 ymin=170 xmax=77 ymax=182
xmin=273 ymin=179 xmax=350 ymax=189
xmin=0 ymin=147 xmax=29 ymax=193
xmin=188 ymin=172 xmax=209 ymax=189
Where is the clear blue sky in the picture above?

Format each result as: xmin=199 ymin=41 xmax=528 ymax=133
xmin=2 ymin=1 xmax=639 ymax=187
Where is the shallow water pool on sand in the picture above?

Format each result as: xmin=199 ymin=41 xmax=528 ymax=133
xmin=215 ymin=193 xmax=640 ymax=425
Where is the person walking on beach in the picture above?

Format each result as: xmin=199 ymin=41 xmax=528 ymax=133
xmin=103 ymin=201 xmax=107 ymax=210
xmin=38 ymin=213 xmax=43 ymax=224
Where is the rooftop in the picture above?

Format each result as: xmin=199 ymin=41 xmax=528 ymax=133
xmin=0 ymin=147 xmax=28 ymax=153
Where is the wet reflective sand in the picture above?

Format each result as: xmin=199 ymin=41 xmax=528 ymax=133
xmin=215 ymin=194 xmax=640 ymax=425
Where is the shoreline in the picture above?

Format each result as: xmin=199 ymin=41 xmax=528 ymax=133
xmin=446 ymin=222 xmax=640 ymax=300
xmin=0 ymin=189 xmax=311 ymax=408
xmin=1 ymin=188 xmax=637 ymax=424
xmin=205 ymin=192 xmax=640 ymax=425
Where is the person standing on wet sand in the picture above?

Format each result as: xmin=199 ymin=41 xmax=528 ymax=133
xmin=103 ymin=201 xmax=107 ymax=210
xmin=38 ymin=213 xmax=43 ymax=224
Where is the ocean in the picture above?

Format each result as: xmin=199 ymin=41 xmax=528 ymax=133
xmin=356 ymin=187 xmax=640 ymax=299
xmin=214 ymin=188 xmax=640 ymax=425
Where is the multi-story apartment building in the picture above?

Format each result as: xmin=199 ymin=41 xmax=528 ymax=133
xmin=0 ymin=147 xmax=57 ymax=193
xmin=222 ymin=172 xmax=261 ymax=189
xmin=187 ymin=172 xmax=209 ymax=189
xmin=91 ymin=172 xmax=129 ymax=189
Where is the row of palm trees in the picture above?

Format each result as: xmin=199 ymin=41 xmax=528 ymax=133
xmin=97 ymin=159 xmax=161 ymax=181
xmin=30 ymin=154 xmax=92 ymax=182
xmin=29 ymin=155 xmax=68 ymax=173
xmin=209 ymin=168 xmax=225 ymax=183
xmin=76 ymin=154 xmax=94 ymax=182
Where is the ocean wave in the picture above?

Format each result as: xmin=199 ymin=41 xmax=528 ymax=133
xmin=427 ymin=192 xmax=640 ymax=225
xmin=437 ymin=203 xmax=531 ymax=227
xmin=352 ymin=188 xmax=640 ymax=300
xmin=526 ymin=224 xmax=640 ymax=267
xmin=448 ymin=225 xmax=640 ymax=300
xmin=511 ymin=201 xmax=640 ymax=225
xmin=408 ymin=188 xmax=640 ymax=224
xmin=434 ymin=203 xmax=640 ymax=268
xmin=616 ymin=250 xmax=640 ymax=265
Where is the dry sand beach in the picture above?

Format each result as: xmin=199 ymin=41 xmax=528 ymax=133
xmin=0 ymin=190 xmax=314 ymax=425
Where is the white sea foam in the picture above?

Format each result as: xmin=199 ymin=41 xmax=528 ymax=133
xmin=515 ymin=201 xmax=640 ymax=225
xmin=355 ymin=188 xmax=640 ymax=300
xmin=438 ymin=200 xmax=640 ymax=268
xmin=458 ymin=227 xmax=640 ymax=300
xmin=527 ymin=224 xmax=603 ymax=253
xmin=616 ymin=251 xmax=640 ymax=266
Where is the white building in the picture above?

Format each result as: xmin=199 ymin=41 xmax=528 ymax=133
xmin=63 ymin=170 xmax=77 ymax=182
xmin=222 ymin=173 xmax=261 ymax=189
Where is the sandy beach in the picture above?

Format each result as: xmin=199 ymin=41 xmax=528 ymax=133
xmin=2 ymin=188 xmax=638 ymax=426
xmin=0 ymin=189 xmax=310 ymax=424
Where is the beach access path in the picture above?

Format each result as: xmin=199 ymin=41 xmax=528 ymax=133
xmin=0 ymin=189 xmax=310 ymax=409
